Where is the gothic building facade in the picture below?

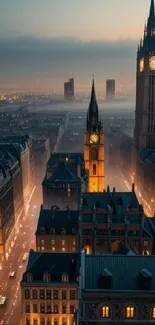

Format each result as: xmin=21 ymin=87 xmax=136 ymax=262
xmin=132 ymin=0 xmax=155 ymax=213
xmin=84 ymin=80 xmax=104 ymax=193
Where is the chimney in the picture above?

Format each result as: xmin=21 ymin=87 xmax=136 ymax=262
xmin=107 ymin=185 xmax=110 ymax=193
xmin=113 ymin=187 xmax=115 ymax=193
xmin=132 ymin=183 xmax=135 ymax=193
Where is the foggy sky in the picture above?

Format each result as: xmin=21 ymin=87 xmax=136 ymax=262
xmin=0 ymin=0 xmax=152 ymax=93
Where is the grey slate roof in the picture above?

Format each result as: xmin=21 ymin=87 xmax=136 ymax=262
xmin=84 ymin=254 xmax=155 ymax=291
xmin=46 ymin=153 xmax=84 ymax=173
xmin=139 ymin=148 xmax=155 ymax=166
xmin=0 ymin=135 xmax=30 ymax=150
xmin=36 ymin=208 xmax=79 ymax=235
xmin=21 ymin=251 xmax=80 ymax=283
xmin=43 ymin=162 xmax=80 ymax=187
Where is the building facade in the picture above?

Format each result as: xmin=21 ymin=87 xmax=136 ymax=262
xmin=84 ymin=80 xmax=104 ymax=192
xmin=36 ymin=207 xmax=79 ymax=253
xmin=42 ymin=153 xmax=87 ymax=210
xmin=79 ymin=188 xmax=154 ymax=255
xmin=132 ymin=0 xmax=155 ymax=213
xmin=21 ymin=251 xmax=80 ymax=325
xmin=106 ymin=79 xmax=115 ymax=100
xmin=79 ymin=252 xmax=155 ymax=324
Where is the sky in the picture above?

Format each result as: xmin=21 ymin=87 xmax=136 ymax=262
xmin=0 ymin=0 xmax=152 ymax=94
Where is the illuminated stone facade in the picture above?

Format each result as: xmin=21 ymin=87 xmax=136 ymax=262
xmin=20 ymin=251 xmax=79 ymax=325
xmin=84 ymin=80 xmax=104 ymax=192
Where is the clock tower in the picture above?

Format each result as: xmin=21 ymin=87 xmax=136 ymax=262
xmin=84 ymin=80 xmax=104 ymax=192
xmin=133 ymin=0 xmax=155 ymax=160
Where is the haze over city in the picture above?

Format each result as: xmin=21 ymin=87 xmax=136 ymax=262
xmin=0 ymin=0 xmax=152 ymax=94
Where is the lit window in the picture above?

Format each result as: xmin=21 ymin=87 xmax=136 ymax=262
xmin=41 ymin=246 xmax=44 ymax=251
xmin=101 ymin=306 xmax=110 ymax=318
xmin=62 ymin=247 xmax=66 ymax=252
xmin=62 ymin=273 xmax=69 ymax=283
xmin=52 ymin=239 xmax=55 ymax=245
xmin=153 ymin=307 xmax=155 ymax=318
xmin=126 ymin=306 xmax=135 ymax=318
xmin=43 ymin=273 xmax=50 ymax=283
xmin=72 ymin=239 xmax=76 ymax=246
xmin=41 ymin=239 xmax=44 ymax=245
xmin=142 ymin=250 xmax=150 ymax=255
xmin=62 ymin=239 xmax=66 ymax=246
xmin=52 ymin=246 xmax=56 ymax=252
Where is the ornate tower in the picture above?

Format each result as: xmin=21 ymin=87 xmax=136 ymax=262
xmin=84 ymin=80 xmax=104 ymax=192
xmin=133 ymin=0 xmax=155 ymax=170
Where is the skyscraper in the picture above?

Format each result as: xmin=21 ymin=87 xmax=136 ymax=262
xmin=132 ymin=0 xmax=155 ymax=207
xmin=84 ymin=80 xmax=104 ymax=192
xmin=106 ymin=79 xmax=115 ymax=100
xmin=64 ymin=78 xmax=74 ymax=100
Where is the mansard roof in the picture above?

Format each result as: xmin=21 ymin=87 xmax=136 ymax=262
xmin=21 ymin=251 xmax=80 ymax=283
xmin=46 ymin=152 xmax=84 ymax=173
xmin=84 ymin=254 xmax=155 ymax=291
xmin=43 ymin=161 xmax=80 ymax=187
xmin=36 ymin=208 xmax=79 ymax=235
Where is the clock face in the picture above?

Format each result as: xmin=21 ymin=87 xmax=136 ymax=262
xmin=140 ymin=58 xmax=144 ymax=72
xmin=149 ymin=56 xmax=155 ymax=71
xmin=90 ymin=133 xmax=98 ymax=144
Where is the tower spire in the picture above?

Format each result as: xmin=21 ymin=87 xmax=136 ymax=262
xmin=90 ymin=77 xmax=97 ymax=112
xmin=149 ymin=0 xmax=155 ymax=20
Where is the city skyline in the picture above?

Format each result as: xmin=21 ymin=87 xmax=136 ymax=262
xmin=0 ymin=0 xmax=153 ymax=94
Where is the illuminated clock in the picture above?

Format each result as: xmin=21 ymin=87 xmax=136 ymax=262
xmin=140 ymin=58 xmax=144 ymax=72
xmin=149 ymin=56 xmax=155 ymax=71
xmin=90 ymin=133 xmax=98 ymax=144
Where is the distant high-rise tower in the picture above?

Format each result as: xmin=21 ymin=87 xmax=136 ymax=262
xmin=64 ymin=78 xmax=74 ymax=100
xmin=133 ymin=0 xmax=155 ymax=172
xmin=106 ymin=79 xmax=115 ymax=100
xmin=84 ymin=80 xmax=104 ymax=192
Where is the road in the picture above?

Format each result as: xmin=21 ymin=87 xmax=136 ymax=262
xmin=0 ymin=190 xmax=41 ymax=325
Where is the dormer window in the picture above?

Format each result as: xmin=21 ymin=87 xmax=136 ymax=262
xmin=61 ymin=228 xmax=66 ymax=235
xmin=27 ymin=273 xmax=33 ymax=282
xmin=40 ymin=227 xmax=45 ymax=234
xmin=62 ymin=273 xmax=69 ymax=283
xmin=43 ymin=273 xmax=50 ymax=283
xmin=72 ymin=228 xmax=76 ymax=234
xmin=50 ymin=228 xmax=55 ymax=234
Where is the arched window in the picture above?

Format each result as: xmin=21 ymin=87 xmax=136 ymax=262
xmin=101 ymin=305 xmax=110 ymax=318
xmin=152 ymin=307 xmax=155 ymax=319
xmin=62 ymin=273 xmax=69 ymax=283
xmin=91 ymin=147 xmax=98 ymax=161
xmin=126 ymin=305 xmax=135 ymax=318
xmin=43 ymin=273 xmax=50 ymax=283
xmin=93 ymin=164 xmax=96 ymax=175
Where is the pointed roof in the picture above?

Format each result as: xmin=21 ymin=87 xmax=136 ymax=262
xmin=89 ymin=78 xmax=98 ymax=114
xmin=149 ymin=0 xmax=155 ymax=20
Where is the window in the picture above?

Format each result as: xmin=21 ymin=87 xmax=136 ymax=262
xmin=25 ymin=303 xmax=30 ymax=313
xmin=52 ymin=239 xmax=55 ymax=245
xmin=40 ymin=318 xmax=45 ymax=325
xmin=152 ymin=307 xmax=155 ymax=319
xmin=53 ymin=304 xmax=59 ymax=313
xmin=70 ymin=304 xmax=75 ymax=314
xmin=61 ymin=228 xmax=66 ymax=235
xmin=53 ymin=290 xmax=58 ymax=299
xmin=62 ymin=239 xmax=65 ymax=245
xmin=62 ymin=304 xmax=67 ymax=314
xmin=41 ymin=246 xmax=44 ymax=251
xmin=32 ymin=290 xmax=38 ymax=299
xmin=144 ymin=240 xmax=149 ymax=246
xmin=54 ymin=318 xmax=58 ymax=325
xmin=62 ymin=317 xmax=67 ymax=325
xmin=91 ymin=147 xmax=98 ymax=161
xmin=72 ymin=228 xmax=76 ymax=234
xmin=46 ymin=290 xmax=51 ymax=299
xmin=47 ymin=318 xmax=51 ymax=325
xmin=62 ymin=247 xmax=66 ymax=252
xmin=50 ymin=228 xmax=55 ymax=234
xmin=126 ymin=306 xmax=135 ymax=318
xmin=25 ymin=289 xmax=30 ymax=299
xmin=33 ymin=304 xmax=37 ymax=313
xmin=101 ymin=306 xmax=110 ymax=318
xmin=40 ymin=227 xmax=45 ymax=233
xmin=62 ymin=290 xmax=67 ymax=300
xmin=33 ymin=319 xmax=38 ymax=325
xmin=43 ymin=274 xmax=50 ymax=283
xmin=40 ymin=303 xmax=45 ymax=313
xmin=72 ymin=239 xmax=76 ymax=246
xmin=41 ymin=239 xmax=44 ymax=245
xmin=40 ymin=290 xmax=45 ymax=299
xmin=26 ymin=318 xmax=30 ymax=325
xmin=27 ymin=274 xmax=33 ymax=282
xmin=62 ymin=274 xmax=69 ymax=283
xmin=52 ymin=246 xmax=56 ymax=252
xmin=70 ymin=290 xmax=76 ymax=300
xmin=47 ymin=303 xmax=51 ymax=313
xmin=142 ymin=250 xmax=150 ymax=255
xmin=93 ymin=164 xmax=96 ymax=175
